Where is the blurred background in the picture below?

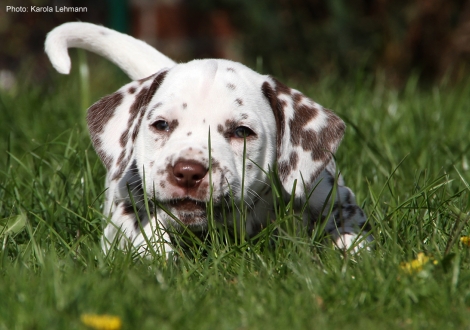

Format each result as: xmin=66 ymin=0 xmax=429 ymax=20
xmin=1 ymin=0 xmax=470 ymax=89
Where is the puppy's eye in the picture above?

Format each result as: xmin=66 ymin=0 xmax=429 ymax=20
xmin=234 ymin=126 xmax=254 ymax=138
xmin=152 ymin=120 xmax=170 ymax=132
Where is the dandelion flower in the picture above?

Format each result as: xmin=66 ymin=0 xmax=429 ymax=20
xmin=80 ymin=314 xmax=122 ymax=330
xmin=460 ymin=236 xmax=470 ymax=246
xmin=400 ymin=253 xmax=431 ymax=274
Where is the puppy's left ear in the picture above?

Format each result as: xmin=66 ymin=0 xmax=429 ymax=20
xmin=262 ymin=77 xmax=345 ymax=197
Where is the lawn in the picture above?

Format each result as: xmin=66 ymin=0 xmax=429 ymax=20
xmin=1 ymin=55 xmax=470 ymax=329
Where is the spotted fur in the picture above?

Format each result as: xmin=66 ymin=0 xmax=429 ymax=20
xmin=46 ymin=22 xmax=372 ymax=256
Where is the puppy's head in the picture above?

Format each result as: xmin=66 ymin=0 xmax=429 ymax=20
xmin=87 ymin=59 xmax=344 ymax=229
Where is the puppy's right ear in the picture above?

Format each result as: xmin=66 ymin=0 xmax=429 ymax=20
xmin=87 ymin=70 xmax=168 ymax=181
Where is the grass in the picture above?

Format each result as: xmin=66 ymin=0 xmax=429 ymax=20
xmin=1 ymin=55 xmax=470 ymax=329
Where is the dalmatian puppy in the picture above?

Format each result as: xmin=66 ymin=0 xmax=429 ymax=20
xmin=45 ymin=22 xmax=371 ymax=256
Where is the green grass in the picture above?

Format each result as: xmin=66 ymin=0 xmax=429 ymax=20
xmin=1 ymin=56 xmax=470 ymax=329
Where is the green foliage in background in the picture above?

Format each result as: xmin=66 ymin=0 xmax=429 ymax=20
xmin=193 ymin=0 xmax=469 ymax=83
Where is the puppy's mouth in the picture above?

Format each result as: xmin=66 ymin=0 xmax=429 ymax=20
xmin=164 ymin=198 xmax=208 ymax=226
xmin=168 ymin=198 xmax=206 ymax=212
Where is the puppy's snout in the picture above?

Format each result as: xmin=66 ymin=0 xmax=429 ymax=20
xmin=172 ymin=160 xmax=208 ymax=188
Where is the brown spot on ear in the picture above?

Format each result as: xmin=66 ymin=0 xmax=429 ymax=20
xmin=187 ymin=132 xmax=192 ymax=136
xmin=262 ymin=81 xmax=285 ymax=153
xmin=128 ymin=87 xmax=136 ymax=94
xmin=263 ymin=77 xmax=345 ymax=185
xmin=87 ymin=92 xmax=124 ymax=169
xmin=235 ymin=98 xmax=243 ymax=106
xmin=88 ymin=92 xmax=123 ymax=138
xmin=297 ymin=111 xmax=345 ymax=162
xmin=183 ymin=102 xmax=187 ymax=109
xmin=227 ymin=68 xmax=235 ymax=72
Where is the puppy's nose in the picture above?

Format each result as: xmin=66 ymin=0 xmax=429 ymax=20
xmin=172 ymin=160 xmax=208 ymax=188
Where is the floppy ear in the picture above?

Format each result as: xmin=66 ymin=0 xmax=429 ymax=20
xmin=261 ymin=77 xmax=345 ymax=198
xmin=87 ymin=70 xmax=168 ymax=181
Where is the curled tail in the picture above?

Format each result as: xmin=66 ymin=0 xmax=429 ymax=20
xmin=45 ymin=22 xmax=175 ymax=80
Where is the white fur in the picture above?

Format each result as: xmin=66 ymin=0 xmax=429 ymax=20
xmin=45 ymin=22 xmax=175 ymax=80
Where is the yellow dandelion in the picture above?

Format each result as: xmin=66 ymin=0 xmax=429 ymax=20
xmin=80 ymin=314 xmax=122 ymax=330
xmin=400 ymin=253 xmax=431 ymax=274
xmin=460 ymin=236 xmax=470 ymax=246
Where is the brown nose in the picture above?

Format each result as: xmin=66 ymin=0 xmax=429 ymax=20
xmin=172 ymin=160 xmax=208 ymax=188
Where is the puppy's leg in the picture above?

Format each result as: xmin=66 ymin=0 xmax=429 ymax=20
xmin=101 ymin=201 xmax=173 ymax=258
xmin=308 ymin=161 xmax=372 ymax=251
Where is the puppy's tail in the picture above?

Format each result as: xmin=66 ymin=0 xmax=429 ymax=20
xmin=45 ymin=22 xmax=176 ymax=80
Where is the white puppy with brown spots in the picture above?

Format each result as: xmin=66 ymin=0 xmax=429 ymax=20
xmin=45 ymin=22 xmax=372 ymax=256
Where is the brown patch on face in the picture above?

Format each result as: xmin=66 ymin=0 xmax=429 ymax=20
xmin=109 ymin=72 xmax=168 ymax=179
xmin=116 ymin=149 xmax=126 ymax=166
xmin=120 ymin=71 xmax=169 ymax=149
xmin=160 ymin=181 xmax=166 ymax=188
xmin=240 ymin=113 xmax=248 ymax=120
xmin=169 ymin=119 xmax=179 ymax=131
xmin=182 ymin=103 xmax=187 ymax=109
xmin=235 ymin=98 xmax=243 ymax=106
xmin=131 ymin=72 xmax=168 ymax=141
xmin=112 ymin=146 xmax=133 ymax=180
xmin=119 ymin=130 xmax=128 ymax=148
xmin=147 ymin=102 xmax=163 ymax=120
xmin=226 ymin=67 xmax=235 ymax=72
xmin=217 ymin=124 xmax=224 ymax=135
xmin=227 ymin=83 xmax=236 ymax=90
xmin=224 ymin=119 xmax=238 ymax=132
xmin=128 ymin=87 xmax=136 ymax=94
xmin=187 ymin=132 xmax=192 ymax=136
xmin=138 ymin=74 xmax=156 ymax=84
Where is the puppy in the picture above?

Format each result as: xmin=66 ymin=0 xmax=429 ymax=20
xmin=45 ymin=22 xmax=371 ymax=256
